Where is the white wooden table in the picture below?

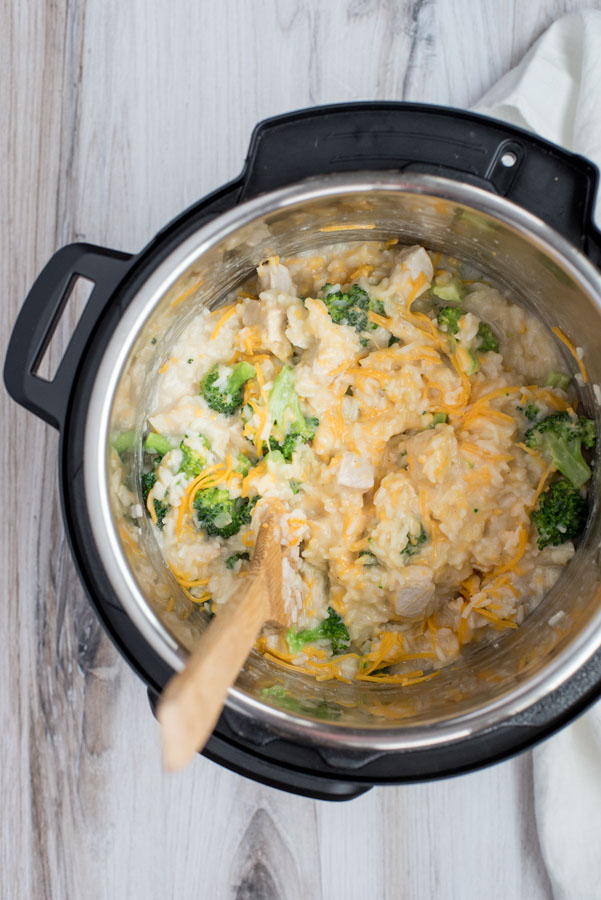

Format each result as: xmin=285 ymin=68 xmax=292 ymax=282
xmin=3 ymin=2 xmax=599 ymax=897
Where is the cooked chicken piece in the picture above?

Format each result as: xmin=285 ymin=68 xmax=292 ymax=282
xmin=391 ymin=569 xmax=436 ymax=617
xmin=257 ymin=257 xmax=296 ymax=295
xmin=337 ymin=452 xmax=374 ymax=490
xmin=388 ymin=245 xmax=433 ymax=301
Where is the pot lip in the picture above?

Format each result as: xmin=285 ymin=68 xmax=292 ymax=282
xmin=83 ymin=170 xmax=601 ymax=750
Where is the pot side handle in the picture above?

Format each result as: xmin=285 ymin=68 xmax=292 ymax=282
xmin=239 ymin=102 xmax=601 ymax=251
xmin=4 ymin=243 xmax=133 ymax=430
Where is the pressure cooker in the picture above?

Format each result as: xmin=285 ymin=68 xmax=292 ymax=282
xmin=6 ymin=103 xmax=601 ymax=800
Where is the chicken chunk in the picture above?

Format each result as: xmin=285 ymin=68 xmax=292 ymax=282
xmin=337 ymin=452 xmax=375 ymax=490
xmin=388 ymin=245 xmax=433 ymax=301
xmin=256 ymin=257 xmax=296 ymax=295
xmin=391 ymin=568 xmax=436 ymax=617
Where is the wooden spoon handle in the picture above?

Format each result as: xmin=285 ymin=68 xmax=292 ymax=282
xmin=157 ymin=520 xmax=278 ymax=771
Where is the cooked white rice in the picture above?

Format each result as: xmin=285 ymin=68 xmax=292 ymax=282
xmin=135 ymin=241 xmax=589 ymax=684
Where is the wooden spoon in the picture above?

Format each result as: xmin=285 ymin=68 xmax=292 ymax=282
xmin=157 ymin=510 xmax=289 ymax=771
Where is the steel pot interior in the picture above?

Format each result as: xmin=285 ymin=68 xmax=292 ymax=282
xmin=84 ymin=174 xmax=601 ymax=750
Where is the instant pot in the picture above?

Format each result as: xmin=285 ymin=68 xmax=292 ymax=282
xmin=6 ymin=103 xmax=601 ymax=801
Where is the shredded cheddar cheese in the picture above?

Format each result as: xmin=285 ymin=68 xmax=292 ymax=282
xmin=551 ymin=326 xmax=588 ymax=383
xmin=210 ymin=305 xmax=238 ymax=340
xmin=140 ymin=239 xmax=592 ymax=691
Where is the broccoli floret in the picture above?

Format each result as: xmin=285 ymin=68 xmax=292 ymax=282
xmin=544 ymin=370 xmax=571 ymax=390
xmin=264 ymin=449 xmax=286 ymax=465
xmin=476 ymin=322 xmax=499 ymax=352
xmin=286 ymin=607 xmax=350 ymax=654
xmin=142 ymin=444 xmax=165 ymax=501
xmin=428 ymin=412 xmax=448 ymax=429
xmin=200 ymin=361 xmax=256 ymax=415
xmin=178 ymin=441 xmax=206 ymax=479
xmin=432 ymin=278 xmax=464 ymax=304
xmin=279 ymin=433 xmax=303 ymax=461
xmin=388 ymin=334 xmax=400 ymax=347
xmin=320 ymin=283 xmax=383 ymax=334
xmin=268 ymin=365 xmax=295 ymax=428
xmin=144 ymin=433 xmax=173 ymax=456
xmin=290 ymin=400 xmax=319 ymax=442
xmin=402 ymin=527 xmax=428 ymax=558
xmin=436 ymin=306 xmax=465 ymax=335
xmin=524 ymin=412 xmax=596 ymax=488
xmin=235 ymin=453 xmax=252 ymax=475
xmin=153 ymin=499 xmax=170 ymax=530
xmin=267 ymin=423 xmax=319 ymax=462
xmin=225 ymin=551 xmax=250 ymax=569
xmin=193 ymin=486 xmax=256 ymax=539
xmin=531 ymin=478 xmax=588 ymax=549
xmin=141 ymin=470 xmax=157 ymax=502
xmin=517 ymin=404 xmax=540 ymax=422
xmin=266 ymin=366 xmax=319 ymax=459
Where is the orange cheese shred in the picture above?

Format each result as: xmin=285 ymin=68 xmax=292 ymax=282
xmin=551 ymin=326 xmax=588 ymax=383
xmin=210 ymin=305 xmax=238 ymax=340
xmin=492 ymin=524 xmax=529 ymax=576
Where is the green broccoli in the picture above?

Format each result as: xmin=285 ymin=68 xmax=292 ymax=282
xmin=225 ymin=551 xmax=250 ymax=569
xmin=436 ymin=306 xmax=465 ymax=335
xmin=264 ymin=427 xmax=318 ymax=462
xmin=465 ymin=350 xmax=480 ymax=376
xmin=524 ymin=412 xmax=596 ymax=488
xmin=289 ymin=479 xmax=302 ymax=494
xmin=141 ymin=470 xmax=157 ymax=502
xmin=544 ymin=371 xmax=571 ymax=391
xmin=193 ymin=486 xmax=256 ymax=539
xmin=531 ymin=478 xmax=588 ymax=549
xmin=402 ymin=527 xmax=428 ymax=558
xmin=268 ymin=364 xmax=296 ymax=427
xmin=320 ymin=283 xmax=383 ymax=334
xmin=178 ymin=441 xmax=206 ymax=479
xmin=200 ymin=361 xmax=256 ymax=415
xmin=388 ymin=334 xmax=400 ymax=347
xmin=430 ymin=412 xmax=448 ymax=428
xmin=142 ymin=438 xmax=167 ymax=501
xmin=264 ymin=449 xmax=286 ymax=466
xmin=476 ymin=322 xmax=499 ymax=352
xmin=432 ymin=278 xmax=464 ymax=304
xmin=235 ymin=453 xmax=253 ymax=475
xmin=144 ymin=433 xmax=173 ymax=456
xmin=153 ymin=499 xmax=170 ymax=530
xmin=286 ymin=607 xmax=350 ymax=654
xmin=265 ymin=366 xmax=319 ymax=459
xmin=516 ymin=404 xmax=540 ymax=422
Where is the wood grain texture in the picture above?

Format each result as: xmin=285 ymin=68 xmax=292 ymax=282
xmin=2 ymin=0 xmax=599 ymax=897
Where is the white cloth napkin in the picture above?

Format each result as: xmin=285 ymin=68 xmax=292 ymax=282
xmin=474 ymin=11 xmax=601 ymax=900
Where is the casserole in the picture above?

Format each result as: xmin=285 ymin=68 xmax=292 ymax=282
xmin=6 ymin=103 xmax=601 ymax=800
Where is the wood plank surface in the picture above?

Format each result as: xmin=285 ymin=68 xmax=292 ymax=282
xmin=2 ymin=1 xmax=598 ymax=897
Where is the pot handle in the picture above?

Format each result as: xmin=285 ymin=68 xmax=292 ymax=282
xmin=239 ymin=102 xmax=600 ymax=251
xmin=4 ymin=242 xmax=133 ymax=430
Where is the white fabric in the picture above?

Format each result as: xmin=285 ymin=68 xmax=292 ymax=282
xmin=474 ymin=11 xmax=601 ymax=899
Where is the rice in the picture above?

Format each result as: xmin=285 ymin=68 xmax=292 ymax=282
xmin=136 ymin=241 xmax=590 ymax=684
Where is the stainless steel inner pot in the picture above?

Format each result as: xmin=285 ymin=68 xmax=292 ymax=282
xmin=83 ymin=172 xmax=601 ymax=750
